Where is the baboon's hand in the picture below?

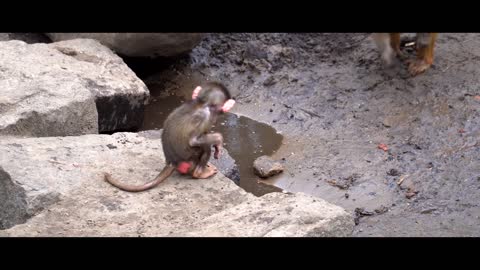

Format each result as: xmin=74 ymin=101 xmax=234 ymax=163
xmin=214 ymin=144 xmax=221 ymax=159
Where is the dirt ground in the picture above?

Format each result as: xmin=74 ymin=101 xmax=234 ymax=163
xmin=134 ymin=33 xmax=480 ymax=237
xmin=5 ymin=33 xmax=478 ymax=236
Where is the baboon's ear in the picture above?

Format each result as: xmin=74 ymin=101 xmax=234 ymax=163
xmin=222 ymin=99 xmax=236 ymax=112
xmin=192 ymin=86 xmax=202 ymax=100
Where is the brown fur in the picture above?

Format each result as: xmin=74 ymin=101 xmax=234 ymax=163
xmin=372 ymin=33 xmax=437 ymax=76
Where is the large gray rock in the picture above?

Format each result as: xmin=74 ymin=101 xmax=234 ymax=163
xmin=0 ymin=131 xmax=353 ymax=236
xmin=174 ymin=192 xmax=354 ymax=237
xmin=0 ymin=40 xmax=98 ymax=136
xmin=0 ymin=39 xmax=149 ymax=136
xmin=46 ymin=33 xmax=205 ymax=57
xmin=0 ymin=130 xmax=244 ymax=230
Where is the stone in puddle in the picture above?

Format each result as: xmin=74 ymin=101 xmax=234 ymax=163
xmin=253 ymin=155 xmax=284 ymax=178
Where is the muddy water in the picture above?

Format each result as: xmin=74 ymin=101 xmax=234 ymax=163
xmin=214 ymin=113 xmax=284 ymax=196
xmin=140 ymin=85 xmax=284 ymax=196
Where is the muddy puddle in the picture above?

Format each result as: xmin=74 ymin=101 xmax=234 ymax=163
xmin=122 ymin=33 xmax=480 ymax=236
xmin=140 ymin=83 xmax=284 ymax=196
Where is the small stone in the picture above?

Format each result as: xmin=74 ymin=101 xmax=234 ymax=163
xmin=263 ymin=76 xmax=276 ymax=86
xmin=374 ymin=205 xmax=388 ymax=214
xmin=253 ymin=155 xmax=285 ymax=178
xmin=387 ymin=168 xmax=401 ymax=176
